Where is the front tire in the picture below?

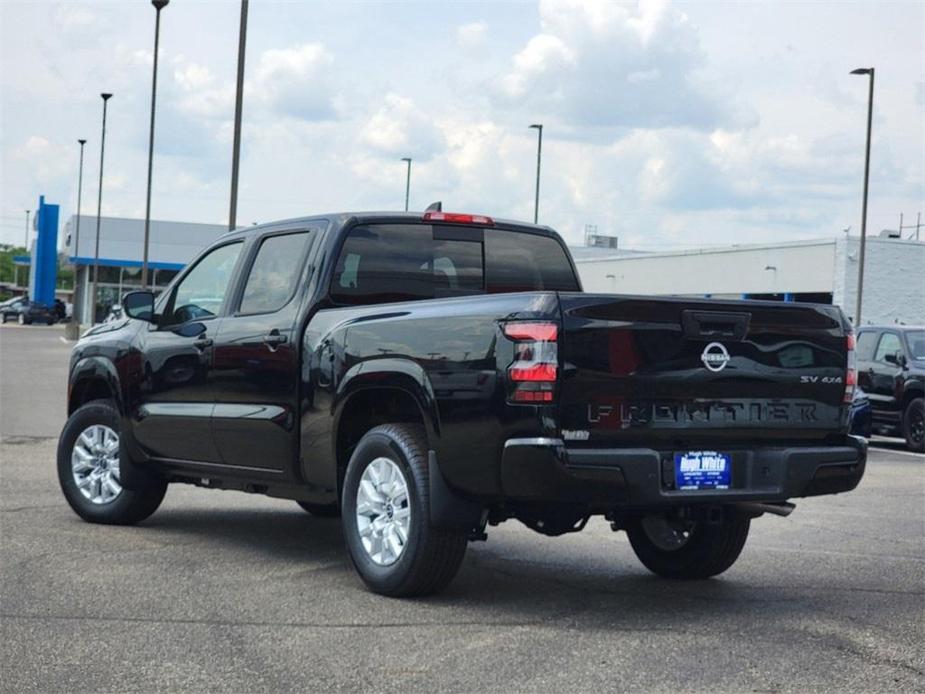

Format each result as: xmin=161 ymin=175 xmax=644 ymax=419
xmin=341 ymin=424 xmax=468 ymax=597
xmin=626 ymin=513 xmax=750 ymax=580
xmin=57 ymin=400 xmax=167 ymax=525
xmin=903 ymin=398 xmax=925 ymax=453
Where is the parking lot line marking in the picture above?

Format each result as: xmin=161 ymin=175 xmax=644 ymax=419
xmin=869 ymin=446 xmax=924 ymax=459
xmin=58 ymin=336 xmax=69 ymax=345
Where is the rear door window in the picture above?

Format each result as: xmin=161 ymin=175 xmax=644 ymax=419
xmin=239 ymin=231 xmax=313 ymax=314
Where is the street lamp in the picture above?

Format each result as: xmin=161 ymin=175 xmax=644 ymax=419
xmin=142 ymin=0 xmax=169 ymax=289
xmin=74 ymin=139 xmax=87 ymax=323
xmin=850 ymin=67 xmax=874 ymax=326
xmin=529 ymin=124 xmax=543 ymax=224
xmin=228 ymin=0 xmax=249 ymax=231
xmin=401 ymin=157 xmax=412 ymax=211
xmin=91 ymin=93 xmax=113 ymax=325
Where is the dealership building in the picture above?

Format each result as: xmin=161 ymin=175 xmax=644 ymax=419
xmin=572 ymin=234 xmax=925 ymax=327
xmin=65 ymin=215 xmax=226 ymax=323
xmin=20 ymin=209 xmax=921 ymax=329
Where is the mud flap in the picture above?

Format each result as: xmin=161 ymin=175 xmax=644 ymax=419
xmin=428 ymin=451 xmax=483 ymax=529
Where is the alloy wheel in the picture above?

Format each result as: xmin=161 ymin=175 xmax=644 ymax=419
xmin=71 ymin=425 xmax=123 ymax=505
xmin=355 ymin=456 xmax=411 ymax=566
xmin=911 ymin=409 xmax=924 ymax=446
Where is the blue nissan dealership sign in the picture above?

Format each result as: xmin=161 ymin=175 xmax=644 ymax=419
xmin=30 ymin=195 xmax=59 ymax=306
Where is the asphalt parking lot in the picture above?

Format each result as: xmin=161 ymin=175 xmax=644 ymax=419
xmin=1 ymin=324 xmax=923 ymax=693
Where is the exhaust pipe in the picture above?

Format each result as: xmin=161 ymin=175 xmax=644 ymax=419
xmin=734 ymin=501 xmax=796 ymax=517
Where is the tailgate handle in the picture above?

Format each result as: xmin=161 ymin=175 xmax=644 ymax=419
xmin=681 ymin=311 xmax=750 ymax=341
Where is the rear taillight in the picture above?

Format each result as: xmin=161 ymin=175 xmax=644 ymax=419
xmin=844 ymin=333 xmax=857 ymax=404
xmin=503 ymin=321 xmax=558 ymax=403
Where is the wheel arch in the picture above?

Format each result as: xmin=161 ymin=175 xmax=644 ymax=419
xmin=901 ymin=384 xmax=924 ymax=411
xmin=68 ymin=357 xmax=123 ymax=416
xmin=332 ymin=359 xmax=440 ymax=500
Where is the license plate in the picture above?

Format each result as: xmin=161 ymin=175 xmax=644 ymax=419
xmin=674 ymin=451 xmax=731 ymax=490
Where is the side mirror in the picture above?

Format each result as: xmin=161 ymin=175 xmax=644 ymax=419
xmin=884 ymin=350 xmax=904 ymax=367
xmin=174 ymin=321 xmax=207 ymax=338
xmin=122 ymin=290 xmax=155 ymax=323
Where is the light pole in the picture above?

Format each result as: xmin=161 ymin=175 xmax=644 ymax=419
xmin=228 ymin=0 xmax=249 ymax=231
xmin=91 ymin=93 xmax=113 ymax=325
xmin=401 ymin=157 xmax=412 ymax=211
xmin=850 ymin=67 xmax=874 ymax=326
xmin=142 ymin=0 xmax=169 ymax=289
xmin=529 ymin=124 xmax=543 ymax=224
xmin=74 ymin=139 xmax=87 ymax=322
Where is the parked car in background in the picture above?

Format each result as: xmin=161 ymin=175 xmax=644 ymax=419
xmin=103 ymin=304 xmax=124 ymax=323
xmin=0 ymin=296 xmax=26 ymax=323
xmin=848 ymin=387 xmax=872 ymax=439
xmin=14 ymin=301 xmax=57 ymax=325
xmin=53 ymin=298 xmax=67 ymax=322
xmin=1 ymin=297 xmax=56 ymax=325
xmin=856 ymin=326 xmax=925 ymax=452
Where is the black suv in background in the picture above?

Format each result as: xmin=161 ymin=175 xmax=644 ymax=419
xmin=0 ymin=298 xmax=56 ymax=325
xmin=856 ymin=326 xmax=925 ymax=452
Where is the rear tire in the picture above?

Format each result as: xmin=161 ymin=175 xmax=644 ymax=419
xmin=903 ymin=397 xmax=925 ymax=453
xmin=626 ymin=513 xmax=750 ymax=580
xmin=57 ymin=400 xmax=167 ymax=525
xmin=341 ymin=424 xmax=468 ymax=597
xmin=296 ymin=500 xmax=340 ymax=517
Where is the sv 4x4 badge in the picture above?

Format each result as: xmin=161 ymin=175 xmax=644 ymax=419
xmin=701 ymin=342 xmax=731 ymax=372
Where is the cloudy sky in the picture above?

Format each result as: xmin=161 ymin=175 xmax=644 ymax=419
xmin=0 ymin=0 xmax=922 ymax=251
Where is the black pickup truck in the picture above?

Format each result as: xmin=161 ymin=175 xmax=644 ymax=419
xmin=58 ymin=211 xmax=866 ymax=596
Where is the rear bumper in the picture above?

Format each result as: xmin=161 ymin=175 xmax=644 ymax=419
xmin=500 ymin=435 xmax=867 ymax=508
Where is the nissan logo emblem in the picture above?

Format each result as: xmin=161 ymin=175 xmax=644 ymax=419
xmin=701 ymin=342 xmax=731 ymax=372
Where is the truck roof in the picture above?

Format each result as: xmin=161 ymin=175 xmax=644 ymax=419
xmin=225 ymin=211 xmax=560 ymax=239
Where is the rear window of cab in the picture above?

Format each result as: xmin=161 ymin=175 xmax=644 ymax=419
xmin=330 ymin=224 xmax=578 ymax=305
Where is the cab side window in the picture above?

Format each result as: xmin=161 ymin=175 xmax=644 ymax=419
xmin=163 ymin=242 xmax=243 ymax=326
xmin=239 ymin=232 xmax=313 ymax=314
xmin=873 ymin=332 xmax=902 ymax=363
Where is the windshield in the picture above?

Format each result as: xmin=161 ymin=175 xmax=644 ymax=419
xmin=905 ymin=330 xmax=925 ymax=360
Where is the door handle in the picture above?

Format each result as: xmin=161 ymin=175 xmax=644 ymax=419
xmin=262 ymin=330 xmax=288 ymax=351
xmin=193 ymin=337 xmax=213 ymax=350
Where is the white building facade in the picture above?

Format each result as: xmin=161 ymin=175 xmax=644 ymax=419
xmin=573 ymin=236 xmax=925 ymax=327
xmin=65 ymin=215 xmax=227 ymax=323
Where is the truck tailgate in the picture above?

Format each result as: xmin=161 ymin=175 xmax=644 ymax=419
xmin=557 ymin=294 xmax=849 ymax=445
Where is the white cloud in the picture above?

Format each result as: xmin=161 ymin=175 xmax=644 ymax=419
xmin=494 ymin=0 xmax=749 ymax=132
xmin=174 ymin=61 xmax=215 ymax=92
xmin=456 ymin=22 xmax=488 ymax=48
xmin=250 ymin=43 xmax=338 ymax=121
xmin=359 ymin=93 xmax=444 ymax=158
